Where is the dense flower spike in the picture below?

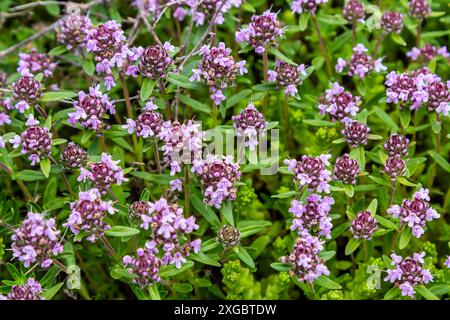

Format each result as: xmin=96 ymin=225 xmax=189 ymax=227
xmin=268 ymin=61 xmax=306 ymax=96
xmin=11 ymin=212 xmax=63 ymax=268
xmin=384 ymin=157 xmax=406 ymax=180
xmin=11 ymin=69 xmax=41 ymax=113
xmin=61 ymin=142 xmax=88 ymax=168
xmin=17 ymin=49 xmax=56 ymax=78
xmin=218 ymin=224 xmax=241 ymax=247
xmin=139 ymin=197 xmax=201 ymax=268
xmin=0 ymin=278 xmax=43 ymax=300
xmin=407 ymin=44 xmax=449 ymax=62
xmin=132 ymin=0 xmax=160 ymax=17
xmin=174 ymin=0 xmax=242 ymax=26
xmin=387 ymin=188 xmax=440 ymax=238
xmin=57 ymin=13 xmax=93 ymax=50
xmin=289 ymin=194 xmax=334 ymax=239
xmin=10 ymin=115 xmax=52 ymax=166
xmin=381 ymin=11 xmax=404 ymax=34
xmin=291 ymin=0 xmax=328 ymax=14
xmin=384 ymin=134 xmax=410 ymax=158
xmin=280 ymin=232 xmax=330 ymax=283
xmin=123 ymin=243 xmax=162 ymax=287
xmin=342 ymin=0 xmax=365 ymax=23
xmin=333 ymin=154 xmax=360 ymax=185
xmin=64 ymin=188 xmax=116 ymax=242
xmin=129 ymin=201 xmax=150 ymax=221
xmin=123 ymin=101 xmax=163 ymax=138
xmin=284 ymin=154 xmax=332 ymax=193
xmin=68 ymin=85 xmax=115 ymax=132
xmin=157 ymin=120 xmax=204 ymax=175
xmin=425 ymin=79 xmax=450 ymax=116
xmin=318 ymin=82 xmax=361 ymax=122
xmin=138 ymin=43 xmax=173 ymax=79
xmin=192 ymin=154 xmax=242 ymax=208
xmin=235 ymin=10 xmax=284 ymax=54
xmin=232 ymin=103 xmax=267 ymax=150
xmin=350 ymin=211 xmax=378 ymax=240
xmin=342 ymin=119 xmax=370 ymax=147
xmin=409 ymin=0 xmax=431 ymax=20
xmin=78 ymin=153 xmax=128 ymax=194
xmin=335 ymin=43 xmax=386 ymax=78
xmin=190 ymin=42 xmax=246 ymax=105
xmin=384 ymin=252 xmax=433 ymax=297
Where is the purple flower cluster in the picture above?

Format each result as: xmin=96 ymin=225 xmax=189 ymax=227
xmin=123 ymin=101 xmax=163 ymax=138
xmin=280 ymin=232 xmax=330 ymax=283
xmin=235 ymin=10 xmax=284 ymax=54
xmin=409 ymin=0 xmax=431 ymax=20
xmin=85 ymin=20 xmax=138 ymax=90
xmin=78 ymin=153 xmax=128 ymax=194
xmin=190 ymin=42 xmax=247 ymax=105
xmin=285 ymin=154 xmax=332 ymax=193
xmin=17 ymin=49 xmax=56 ymax=78
xmin=342 ymin=119 xmax=370 ymax=147
xmin=11 ymin=212 xmax=63 ymax=268
xmin=335 ymin=43 xmax=386 ymax=78
xmin=192 ymin=154 xmax=242 ymax=208
xmin=350 ymin=211 xmax=378 ymax=240
xmin=158 ymin=120 xmax=204 ymax=175
xmin=232 ymin=103 xmax=267 ymax=150
xmin=132 ymin=0 xmax=160 ymax=17
xmin=10 ymin=115 xmax=52 ymax=166
xmin=385 ymin=69 xmax=449 ymax=115
xmin=64 ymin=188 xmax=116 ymax=242
xmin=129 ymin=201 xmax=150 ymax=221
xmin=0 ymin=278 xmax=43 ymax=300
xmin=445 ymin=256 xmax=450 ymax=268
xmin=174 ymin=0 xmax=242 ymax=26
xmin=123 ymin=243 xmax=162 ymax=288
xmin=57 ymin=13 xmax=93 ymax=50
xmin=11 ymin=69 xmax=41 ymax=113
xmin=318 ymin=82 xmax=361 ymax=122
xmin=61 ymin=142 xmax=88 ymax=169
xmin=139 ymin=197 xmax=201 ymax=269
xmin=407 ymin=44 xmax=449 ymax=62
xmin=291 ymin=0 xmax=328 ymax=14
xmin=68 ymin=85 xmax=115 ymax=132
xmin=384 ymin=157 xmax=406 ymax=181
xmin=289 ymin=194 xmax=334 ymax=239
xmin=342 ymin=0 xmax=365 ymax=23
xmin=381 ymin=11 xmax=404 ymax=34
xmin=384 ymin=252 xmax=433 ymax=297
xmin=387 ymin=188 xmax=440 ymax=238
xmin=333 ymin=153 xmax=360 ymax=185
xmin=138 ymin=43 xmax=174 ymax=79
xmin=268 ymin=61 xmax=306 ymax=96
xmin=384 ymin=133 xmax=410 ymax=158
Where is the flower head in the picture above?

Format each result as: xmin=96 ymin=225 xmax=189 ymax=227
xmin=333 ymin=154 xmax=360 ymax=185
xmin=342 ymin=119 xmax=370 ymax=147
xmin=61 ymin=142 xmax=88 ymax=168
xmin=268 ymin=61 xmax=306 ymax=96
xmin=17 ymin=49 xmax=56 ymax=78
xmin=350 ymin=211 xmax=378 ymax=240
xmin=57 ymin=13 xmax=92 ymax=50
xmin=318 ymin=82 xmax=361 ymax=122
xmin=285 ymin=154 xmax=332 ymax=193
xmin=232 ymin=103 xmax=267 ymax=150
xmin=0 ymin=278 xmax=43 ymax=300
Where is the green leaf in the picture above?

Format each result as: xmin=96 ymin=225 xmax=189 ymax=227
xmin=42 ymin=282 xmax=64 ymax=300
xmin=179 ymin=94 xmax=210 ymax=114
xmin=396 ymin=176 xmax=417 ymax=187
xmin=399 ymin=227 xmax=412 ymax=249
xmin=235 ymin=245 xmax=255 ymax=268
xmin=15 ymin=170 xmax=45 ymax=181
xmin=345 ymin=238 xmax=361 ymax=255
xmin=390 ymin=33 xmax=407 ymax=46
xmin=7 ymin=263 xmax=25 ymax=282
xmin=367 ymin=199 xmax=378 ymax=215
xmin=317 ymin=14 xmax=347 ymax=26
xmin=221 ymin=200 xmax=234 ymax=226
xmin=81 ymin=130 xmax=93 ymax=145
xmin=299 ymin=13 xmax=309 ymax=31
xmin=314 ymin=276 xmax=342 ymax=289
xmin=140 ymin=78 xmax=156 ymax=101
xmin=428 ymin=151 xmax=450 ymax=173
xmin=270 ymin=48 xmax=297 ymax=66
xmin=399 ymin=109 xmax=411 ymax=129
xmin=41 ymin=91 xmax=77 ymax=102
xmin=159 ymin=261 xmax=194 ymax=278
xmin=384 ymin=286 xmax=400 ymax=300
xmin=40 ymin=157 xmax=51 ymax=178
xmin=191 ymin=193 xmax=220 ymax=228
xmin=319 ymin=250 xmax=336 ymax=261
xmin=331 ymin=222 xmax=350 ymax=240
xmin=303 ymin=119 xmax=337 ymax=127
xmin=82 ymin=59 xmax=95 ymax=76
xmin=431 ymin=119 xmax=441 ymax=134
xmin=271 ymin=190 xmax=296 ymax=198
xmin=226 ymin=89 xmax=252 ymax=110
xmin=344 ymin=184 xmax=354 ymax=198
xmin=106 ymin=226 xmax=140 ymax=237
xmin=350 ymin=146 xmax=365 ymax=170
xmin=173 ymin=283 xmax=193 ymax=294
xmin=374 ymin=107 xmax=399 ymax=131
xmin=148 ymin=284 xmax=161 ymax=300
xmin=416 ymin=285 xmax=439 ymax=300
xmin=52 ymin=138 xmax=67 ymax=146
xmin=130 ymin=171 xmax=175 ymax=184
xmin=375 ymin=215 xmax=399 ymax=231
xmin=167 ymin=73 xmax=201 ymax=90
xmin=40 ymin=266 xmax=59 ymax=288
xmin=48 ymin=45 xmax=68 ymax=57
xmin=190 ymin=252 xmax=221 ymax=267
xmin=270 ymin=262 xmax=291 ymax=272
xmin=237 ymin=220 xmax=272 ymax=238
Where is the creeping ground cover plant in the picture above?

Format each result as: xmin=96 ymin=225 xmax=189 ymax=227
xmin=0 ymin=0 xmax=449 ymax=301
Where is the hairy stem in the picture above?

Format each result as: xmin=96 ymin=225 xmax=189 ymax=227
xmin=184 ymin=166 xmax=190 ymax=217
xmin=436 ymin=114 xmax=441 ymax=153
xmin=120 ymin=77 xmax=139 ymax=155
xmin=153 ymin=140 xmax=162 ymax=174
xmin=311 ymin=14 xmax=332 ymax=77
xmin=100 ymin=235 xmax=119 ymax=260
